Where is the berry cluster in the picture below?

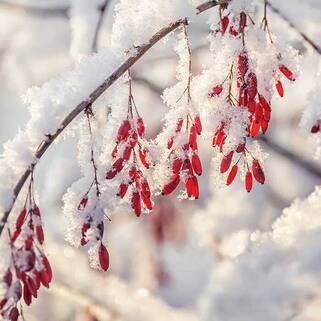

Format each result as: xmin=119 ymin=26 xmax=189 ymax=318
xmin=106 ymin=72 xmax=153 ymax=216
xmin=162 ymin=115 xmax=202 ymax=198
xmin=77 ymin=196 xmax=109 ymax=271
xmin=76 ymin=110 xmax=110 ymax=271
xmin=0 ymin=175 xmax=52 ymax=321
xmin=209 ymin=7 xmax=295 ymax=192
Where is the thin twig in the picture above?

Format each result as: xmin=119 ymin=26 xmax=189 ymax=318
xmin=0 ymin=1 xmax=223 ymax=236
xmin=0 ymin=0 xmax=68 ymax=17
xmin=259 ymin=136 xmax=321 ymax=178
xmin=267 ymin=1 xmax=321 ymax=55
xmin=85 ymin=109 xmax=101 ymax=198
xmin=196 ymin=0 xmax=230 ymax=14
xmin=92 ymin=0 xmax=110 ymax=52
xmin=50 ymin=282 xmax=117 ymax=321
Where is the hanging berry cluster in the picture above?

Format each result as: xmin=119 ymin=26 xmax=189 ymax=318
xmin=162 ymin=115 xmax=202 ymax=198
xmin=209 ymin=2 xmax=295 ymax=192
xmin=77 ymin=109 xmax=110 ymax=272
xmin=0 ymin=171 xmax=52 ymax=321
xmin=162 ymin=25 xmax=203 ymax=199
xmin=106 ymin=70 xmax=153 ymax=216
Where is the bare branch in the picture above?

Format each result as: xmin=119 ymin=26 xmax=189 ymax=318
xmin=0 ymin=0 xmax=68 ymax=17
xmin=92 ymin=0 xmax=110 ymax=52
xmin=196 ymin=0 xmax=230 ymax=14
xmin=267 ymin=1 xmax=321 ymax=55
xmin=259 ymin=136 xmax=321 ymax=178
xmin=50 ymin=282 xmax=117 ymax=321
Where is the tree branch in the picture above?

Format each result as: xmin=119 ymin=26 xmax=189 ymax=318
xmin=50 ymin=282 xmax=117 ymax=321
xmin=92 ymin=0 xmax=110 ymax=52
xmin=196 ymin=0 xmax=229 ymax=14
xmin=259 ymin=136 xmax=321 ymax=178
xmin=0 ymin=0 xmax=68 ymax=17
xmin=267 ymin=1 xmax=321 ymax=55
xmin=0 ymin=1 xmax=223 ymax=236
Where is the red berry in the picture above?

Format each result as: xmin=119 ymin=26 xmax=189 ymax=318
xmin=106 ymin=158 xmax=124 ymax=179
xmin=311 ymin=123 xmax=320 ymax=133
xmin=23 ymin=284 xmax=32 ymax=306
xmin=182 ymin=158 xmax=193 ymax=176
xmin=252 ymin=160 xmax=265 ymax=184
xmin=98 ymin=243 xmax=110 ymax=271
xmin=220 ymin=151 xmax=234 ymax=173
xmin=16 ymin=208 xmax=27 ymax=229
xmin=162 ymin=175 xmax=180 ymax=195
xmin=131 ymin=191 xmax=141 ymax=217
xmin=137 ymin=117 xmax=145 ymax=137
xmin=250 ymin=120 xmax=260 ymax=137
xmin=3 ymin=270 xmax=12 ymax=287
xmin=0 ymin=298 xmax=8 ymax=309
xmin=238 ymin=52 xmax=248 ymax=77
xmin=229 ymin=26 xmax=238 ymax=37
xmin=139 ymin=148 xmax=151 ymax=169
xmin=236 ymin=142 xmax=246 ymax=153
xmin=221 ymin=16 xmax=229 ymax=33
xmin=185 ymin=176 xmax=199 ymax=199
xmin=141 ymin=192 xmax=153 ymax=210
xmin=192 ymin=154 xmax=202 ymax=176
xmin=117 ymin=183 xmax=129 ymax=198
xmin=194 ymin=115 xmax=202 ymax=134
xmin=176 ymin=119 xmax=184 ymax=132
xmin=245 ymin=171 xmax=253 ymax=192
xmin=226 ymin=164 xmax=238 ymax=185
xmin=42 ymin=255 xmax=53 ymax=283
xmin=279 ymin=65 xmax=295 ymax=81
xmin=36 ymin=225 xmax=44 ymax=244
xmin=122 ymin=145 xmax=132 ymax=161
xmin=275 ymin=80 xmax=284 ymax=97
xmin=172 ymin=158 xmax=183 ymax=174
xmin=167 ymin=137 xmax=174 ymax=149
xmin=255 ymin=103 xmax=263 ymax=122
xmin=9 ymin=307 xmax=19 ymax=321
xmin=209 ymin=85 xmax=223 ymax=97
xmin=247 ymin=72 xmax=258 ymax=99
xmin=116 ymin=120 xmax=131 ymax=143
xmin=258 ymin=94 xmax=271 ymax=111
xmin=78 ymin=196 xmax=88 ymax=210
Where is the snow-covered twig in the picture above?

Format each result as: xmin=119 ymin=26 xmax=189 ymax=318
xmin=196 ymin=0 xmax=230 ymax=14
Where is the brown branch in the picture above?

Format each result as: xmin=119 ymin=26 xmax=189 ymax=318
xmin=50 ymin=282 xmax=118 ymax=320
xmin=92 ymin=0 xmax=110 ymax=52
xmin=259 ymin=136 xmax=321 ymax=179
xmin=196 ymin=0 xmax=229 ymax=14
xmin=267 ymin=1 xmax=321 ymax=55
xmin=0 ymin=0 xmax=68 ymax=17
xmin=0 ymin=1 xmax=224 ymax=236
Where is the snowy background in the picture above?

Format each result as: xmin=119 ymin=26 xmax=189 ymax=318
xmin=1 ymin=0 xmax=321 ymax=320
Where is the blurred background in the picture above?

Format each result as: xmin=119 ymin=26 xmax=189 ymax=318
xmin=0 ymin=0 xmax=321 ymax=320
